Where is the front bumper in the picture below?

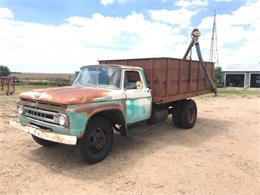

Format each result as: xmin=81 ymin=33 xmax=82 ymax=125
xmin=9 ymin=119 xmax=77 ymax=145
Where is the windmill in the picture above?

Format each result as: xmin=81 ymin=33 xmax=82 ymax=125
xmin=209 ymin=11 xmax=219 ymax=67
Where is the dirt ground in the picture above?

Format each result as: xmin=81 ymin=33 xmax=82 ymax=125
xmin=0 ymin=95 xmax=259 ymax=194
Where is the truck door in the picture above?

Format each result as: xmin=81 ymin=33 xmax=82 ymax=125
xmin=123 ymin=70 xmax=152 ymax=124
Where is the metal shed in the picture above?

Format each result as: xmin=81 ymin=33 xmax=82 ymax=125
xmin=222 ymin=64 xmax=260 ymax=88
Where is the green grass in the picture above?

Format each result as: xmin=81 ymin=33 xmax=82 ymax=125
xmin=217 ymin=87 xmax=260 ymax=97
xmin=196 ymin=87 xmax=260 ymax=99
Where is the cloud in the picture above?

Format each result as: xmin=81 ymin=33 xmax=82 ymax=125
xmin=198 ymin=0 xmax=260 ymax=67
xmin=149 ymin=8 xmax=197 ymax=27
xmin=0 ymin=7 xmax=14 ymax=19
xmin=214 ymin=0 xmax=231 ymax=2
xmin=175 ymin=0 xmax=208 ymax=8
xmin=100 ymin=0 xmax=115 ymax=6
xmin=100 ymin=0 xmax=129 ymax=6
xmin=0 ymin=9 xmax=187 ymax=73
xmin=0 ymin=0 xmax=259 ymax=73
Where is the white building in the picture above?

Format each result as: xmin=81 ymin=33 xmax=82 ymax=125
xmin=222 ymin=64 xmax=260 ymax=88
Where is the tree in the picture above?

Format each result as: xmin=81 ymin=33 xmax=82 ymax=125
xmin=0 ymin=65 xmax=11 ymax=77
xmin=214 ymin=66 xmax=222 ymax=87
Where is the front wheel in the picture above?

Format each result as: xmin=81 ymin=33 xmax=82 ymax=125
xmin=79 ymin=117 xmax=114 ymax=164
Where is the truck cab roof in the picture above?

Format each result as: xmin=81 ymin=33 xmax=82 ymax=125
xmin=80 ymin=64 xmax=143 ymax=70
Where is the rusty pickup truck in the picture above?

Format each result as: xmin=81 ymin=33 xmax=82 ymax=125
xmin=10 ymin=57 xmax=215 ymax=164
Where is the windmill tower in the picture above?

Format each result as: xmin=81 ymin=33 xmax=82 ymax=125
xmin=209 ymin=11 xmax=219 ymax=66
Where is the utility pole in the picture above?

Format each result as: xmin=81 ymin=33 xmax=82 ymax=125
xmin=209 ymin=11 xmax=219 ymax=67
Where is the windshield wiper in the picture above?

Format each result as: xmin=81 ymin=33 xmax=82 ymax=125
xmin=85 ymin=83 xmax=97 ymax=87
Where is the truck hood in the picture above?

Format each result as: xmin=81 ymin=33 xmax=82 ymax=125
xmin=19 ymin=86 xmax=113 ymax=105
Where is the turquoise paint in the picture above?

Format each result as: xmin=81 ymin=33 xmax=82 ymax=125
xmin=19 ymin=115 xmax=70 ymax=135
xmin=125 ymin=97 xmax=152 ymax=124
xmin=20 ymin=111 xmax=87 ymax=138
xmin=18 ymin=68 xmax=151 ymax=138
xmin=19 ymin=100 xmax=124 ymax=138
xmin=20 ymin=115 xmax=30 ymax=124
xmin=67 ymin=111 xmax=88 ymax=137
xmin=67 ymin=100 xmax=122 ymax=137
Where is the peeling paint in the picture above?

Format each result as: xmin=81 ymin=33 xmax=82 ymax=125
xmin=10 ymin=119 xmax=77 ymax=145
xmin=68 ymin=100 xmax=126 ymax=132
xmin=17 ymin=66 xmax=153 ymax=140
xmin=19 ymin=86 xmax=112 ymax=105
xmin=67 ymin=111 xmax=88 ymax=137
xmin=125 ymin=97 xmax=152 ymax=124
xmin=19 ymin=115 xmax=70 ymax=135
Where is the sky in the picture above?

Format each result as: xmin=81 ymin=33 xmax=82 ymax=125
xmin=0 ymin=0 xmax=259 ymax=73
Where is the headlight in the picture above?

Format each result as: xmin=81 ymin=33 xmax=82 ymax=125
xmin=58 ymin=114 xmax=67 ymax=126
xmin=17 ymin=106 xmax=24 ymax=115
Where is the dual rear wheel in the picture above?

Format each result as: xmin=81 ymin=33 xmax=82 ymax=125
xmin=172 ymin=99 xmax=197 ymax=129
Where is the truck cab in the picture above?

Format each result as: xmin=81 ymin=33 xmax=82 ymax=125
xmin=10 ymin=64 xmax=153 ymax=164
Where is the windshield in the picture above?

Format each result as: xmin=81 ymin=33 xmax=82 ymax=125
xmin=73 ymin=66 xmax=121 ymax=89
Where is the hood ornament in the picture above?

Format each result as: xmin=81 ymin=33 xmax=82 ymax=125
xmin=33 ymin=92 xmax=41 ymax=99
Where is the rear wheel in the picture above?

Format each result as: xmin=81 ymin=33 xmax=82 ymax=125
xmin=172 ymin=101 xmax=183 ymax=127
xmin=179 ymin=99 xmax=197 ymax=129
xmin=32 ymin=135 xmax=57 ymax=147
xmin=79 ymin=117 xmax=114 ymax=164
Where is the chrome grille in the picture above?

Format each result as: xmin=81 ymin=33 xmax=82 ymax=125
xmin=24 ymin=106 xmax=59 ymax=125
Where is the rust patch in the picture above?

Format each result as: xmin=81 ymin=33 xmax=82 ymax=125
xmin=17 ymin=99 xmax=67 ymax=112
xmin=19 ymin=86 xmax=111 ymax=105
xmin=100 ymin=57 xmax=215 ymax=104
xmin=70 ymin=100 xmax=127 ymax=130
xmin=71 ymin=101 xmax=124 ymax=117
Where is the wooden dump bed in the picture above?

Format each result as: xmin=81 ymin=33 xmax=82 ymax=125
xmin=99 ymin=57 xmax=214 ymax=104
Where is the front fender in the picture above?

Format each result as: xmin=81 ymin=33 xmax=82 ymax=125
xmin=67 ymin=100 xmax=126 ymax=138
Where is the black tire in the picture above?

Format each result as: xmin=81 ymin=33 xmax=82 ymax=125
xmin=79 ymin=117 xmax=114 ymax=164
xmin=32 ymin=135 xmax=57 ymax=147
xmin=179 ymin=99 xmax=197 ymax=129
xmin=172 ymin=101 xmax=183 ymax=127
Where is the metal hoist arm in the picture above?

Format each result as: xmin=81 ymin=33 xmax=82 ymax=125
xmin=183 ymin=29 xmax=217 ymax=95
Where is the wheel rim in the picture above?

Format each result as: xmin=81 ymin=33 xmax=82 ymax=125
xmin=88 ymin=128 xmax=107 ymax=153
xmin=188 ymin=106 xmax=195 ymax=123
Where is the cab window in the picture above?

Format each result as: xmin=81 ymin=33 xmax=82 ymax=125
xmin=124 ymin=71 xmax=143 ymax=90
